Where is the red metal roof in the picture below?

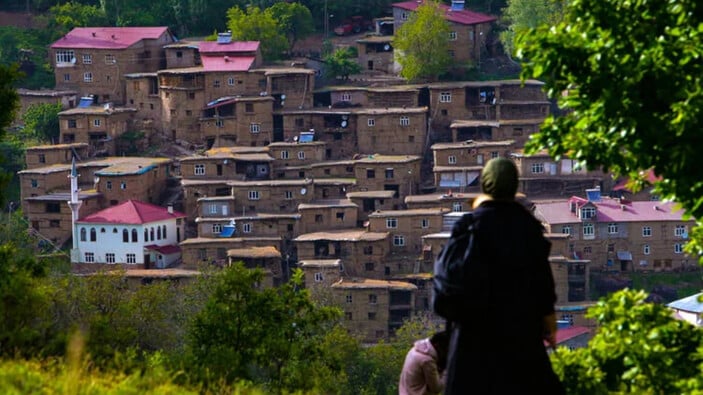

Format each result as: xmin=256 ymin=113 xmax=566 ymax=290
xmin=612 ymin=169 xmax=662 ymax=191
xmin=144 ymin=244 xmax=182 ymax=254
xmin=51 ymin=27 xmax=170 ymax=49
xmin=198 ymin=41 xmax=260 ymax=54
xmin=534 ymin=198 xmax=687 ymax=225
xmin=78 ymin=200 xmax=186 ymax=225
xmin=392 ymin=1 xmax=497 ymax=25
xmin=201 ymin=55 xmax=256 ymax=72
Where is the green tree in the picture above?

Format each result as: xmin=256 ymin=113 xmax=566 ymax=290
xmin=269 ymin=2 xmax=314 ymax=51
xmin=226 ymin=5 xmax=288 ymax=61
xmin=551 ymin=290 xmax=703 ymax=394
xmin=22 ymin=103 xmax=61 ymax=144
xmin=392 ymin=0 xmax=451 ymax=82
xmin=0 ymin=65 xmax=20 ymax=206
xmin=518 ymin=0 xmax=703 ymax=260
xmin=186 ymin=264 xmax=342 ymax=392
xmin=500 ymin=0 xmax=563 ymax=57
xmin=48 ymin=2 xmax=108 ymax=37
xmin=324 ymin=47 xmax=362 ymax=80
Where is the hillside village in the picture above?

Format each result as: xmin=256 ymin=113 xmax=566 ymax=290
xmin=13 ymin=0 xmax=697 ymax=343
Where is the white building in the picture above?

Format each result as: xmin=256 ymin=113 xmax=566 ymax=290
xmin=74 ymin=200 xmax=186 ymax=268
xmin=668 ymin=293 xmax=703 ymax=327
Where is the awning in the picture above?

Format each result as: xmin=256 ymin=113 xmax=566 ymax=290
xmin=617 ymin=251 xmax=632 ymax=261
xmin=219 ymin=225 xmax=236 ymax=238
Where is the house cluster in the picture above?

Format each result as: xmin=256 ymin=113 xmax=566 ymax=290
xmin=15 ymin=1 xmax=695 ymax=341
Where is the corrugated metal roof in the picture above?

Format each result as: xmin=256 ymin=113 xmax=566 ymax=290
xmin=668 ymin=293 xmax=703 ymax=313
xmin=51 ymin=27 xmax=169 ymax=49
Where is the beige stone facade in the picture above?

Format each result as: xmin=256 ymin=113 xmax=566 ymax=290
xmin=268 ymin=141 xmax=327 ymax=170
xmin=355 ymin=108 xmax=428 ymax=156
xmin=405 ymin=192 xmax=478 ymax=212
xmin=431 ymin=139 xmax=515 ymax=191
xmin=356 ymin=36 xmax=395 ymax=74
xmin=180 ymin=236 xmax=281 ymax=267
xmin=300 ymin=259 xmax=343 ymax=289
xmin=25 ymin=192 xmax=102 ymax=246
xmin=25 ymin=143 xmax=89 ymax=170
xmin=347 ymin=190 xmax=398 ymax=223
xmin=228 ymin=246 xmax=283 ymax=286
xmin=200 ymin=96 xmax=274 ymax=148
xmin=16 ymin=89 xmax=78 ymax=127
xmin=58 ymin=106 xmax=137 ymax=156
xmin=353 ymin=154 xmax=422 ymax=207
xmin=124 ymin=73 xmax=161 ymax=130
xmin=279 ymin=110 xmax=358 ymax=160
xmin=298 ymin=200 xmax=359 ymax=234
xmin=368 ymin=208 xmax=448 ymax=256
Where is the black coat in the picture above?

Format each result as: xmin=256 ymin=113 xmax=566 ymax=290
xmin=442 ymin=200 xmax=564 ymax=395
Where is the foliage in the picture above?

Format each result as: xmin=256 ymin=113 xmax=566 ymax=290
xmin=499 ymin=0 xmax=563 ymax=57
xmin=47 ymin=1 xmax=108 ymax=37
xmin=269 ymin=2 xmax=314 ymax=50
xmin=226 ymin=5 xmax=289 ymax=61
xmin=517 ymin=0 xmax=703 ymax=262
xmin=393 ymin=0 xmax=452 ymax=82
xmin=0 ymin=27 xmax=54 ymax=90
xmin=21 ymin=102 xmax=61 ymax=144
xmin=0 ymin=65 xmax=20 ymax=207
xmin=551 ymin=289 xmax=703 ymax=394
xmin=324 ymin=47 xmax=362 ymax=80
xmin=186 ymin=263 xmax=343 ymax=392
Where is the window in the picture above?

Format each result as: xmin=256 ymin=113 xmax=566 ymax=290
xmin=401 ymin=11 xmax=409 ymax=20
xmin=185 ymin=110 xmax=192 ymax=116
xmin=84 ymin=252 xmax=95 ymax=263
xmin=213 ymin=80 xmax=220 ymax=88
xmin=393 ymin=235 xmax=405 ymax=246
xmin=198 ymin=248 xmax=207 ymax=261
xmin=367 ymin=169 xmax=375 ymax=178
xmin=365 ymin=262 xmax=375 ymax=271
xmin=162 ymin=225 xmax=166 ymax=239
xmin=400 ymin=116 xmax=410 ymax=126
xmin=250 ymin=123 xmax=260 ymax=133
xmin=448 ymin=155 xmax=457 ymax=164
xmin=386 ymin=218 xmax=398 ymax=228
xmin=38 ymin=154 xmax=45 ymax=163
xmin=126 ymin=253 xmax=136 ymax=264
xmin=212 ymin=224 xmax=222 ymax=234
xmin=562 ymin=225 xmax=572 ymax=235
xmin=369 ymin=294 xmax=377 ymax=304
xmin=297 ymin=151 xmax=305 ymax=160
xmin=642 ymin=226 xmax=652 ymax=237
xmin=80 ymin=228 xmax=87 ymax=241
xmin=63 ymin=73 xmax=70 ymax=82
xmin=675 ymin=243 xmax=684 ymax=254
xmin=245 ymin=103 xmax=254 ymax=112
xmin=345 ymin=312 xmax=353 ymax=320
xmin=363 ymin=246 xmax=373 ymax=255
xmin=476 ymin=154 xmax=484 ymax=165
xmin=209 ymin=204 xmax=218 ymax=215
xmin=440 ymin=92 xmax=452 ymax=102
xmin=491 ymin=151 xmax=499 ymax=159
xmin=581 ymin=207 xmax=596 ymax=219
xmin=84 ymin=72 xmax=93 ymax=82
xmin=449 ymin=31 xmax=457 ymax=40
xmin=151 ymin=227 xmax=155 ymax=240
xmin=346 ymin=294 xmax=353 ymax=303
xmin=385 ymin=168 xmax=394 ymax=179
xmin=643 ymin=244 xmax=650 ymax=255
xmin=56 ymin=50 xmax=75 ymax=64
xmin=93 ymin=118 xmax=101 ymax=127
xmin=175 ymin=50 xmax=183 ymax=58
xmin=314 ymin=272 xmax=323 ymax=282
xmin=341 ymin=92 xmax=352 ymax=102
xmin=531 ymin=162 xmax=544 ymax=174
xmin=132 ymin=229 xmax=138 ymax=242
xmin=30 ymin=179 xmax=38 ymax=188
xmin=106 ymin=253 xmax=115 ymax=264
xmin=448 ymin=50 xmax=455 ymax=58
xmin=242 ymin=223 xmax=252 ymax=233
xmin=90 ymin=228 xmax=96 ymax=242
xmin=607 ymin=223 xmax=618 ymax=234
xmin=315 ymin=214 xmax=324 ymax=223
xmin=104 ymin=54 xmax=116 ymax=64
xmin=280 ymin=150 xmax=289 ymax=159
xmin=106 ymin=181 xmax=112 ymax=190
xmin=50 ymin=220 xmax=60 ymax=228
xmin=675 ymin=225 xmax=687 ymax=237
xmin=421 ymin=219 xmax=429 ymax=228
xmin=123 ymin=229 xmax=129 ymax=243
xmin=248 ymin=191 xmax=260 ymax=200
xmin=285 ymin=191 xmax=293 ymax=199
xmin=82 ymin=54 xmax=92 ymax=64
xmin=215 ymin=119 xmax=224 ymax=128
xmin=228 ymin=77 xmax=235 ymax=86
xmin=583 ymin=223 xmax=594 ymax=238
xmin=583 ymin=246 xmax=592 ymax=254
xmin=368 ymin=118 xmax=375 ymax=127
xmin=120 ymin=182 xmax=126 ymax=190
xmin=194 ymin=164 xmax=205 ymax=175
xmin=368 ymin=312 xmax=377 ymax=320
xmin=144 ymin=229 xmax=149 ymax=242
xmin=452 ymin=202 xmax=462 ymax=212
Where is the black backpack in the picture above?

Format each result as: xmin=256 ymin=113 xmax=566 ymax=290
xmin=432 ymin=213 xmax=475 ymax=323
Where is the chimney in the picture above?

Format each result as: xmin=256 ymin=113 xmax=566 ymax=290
xmin=92 ymin=32 xmax=96 ymax=37
xmin=168 ymin=204 xmax=174 ymax=214
xmin=111 ymin=34 xmax=116 ymax=40
xmin=450 ymin=0 xmax=465 ymax=11
xmin=224 ymin=56 xmax=230 ymax=62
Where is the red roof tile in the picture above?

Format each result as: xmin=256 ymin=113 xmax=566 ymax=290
xmin=201 ymin=55 xmax=256 ymax=72
xmin=198 ymin=41 xmax=260 ymax=54
xmin=51 ymin=27 xmax=170 ymax=49
xmin=392 ymin=1 xmax=497 ymax=25
xmin=535 ymin=198 xmax=688 ymax=225
xmin=78 ymin=200 xmax=186 ymax=225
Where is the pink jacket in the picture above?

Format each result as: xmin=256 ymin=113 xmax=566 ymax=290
xmin=399 ymin=338 xmax=445 ymax=395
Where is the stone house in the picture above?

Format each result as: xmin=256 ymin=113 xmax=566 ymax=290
xmin=268 ymin=141 xmax=328 ymax=171
xmin=58 ymin=105 xmax=137 ymax=156
xmin=297 ymin=199 xmax=359 ymax=234
xmin=389 ymin=273 xmax=433 ymax=311
xmin=229 ymin=179 xmax=315 ymax=214
xmin=124 ymin=72 xmax=161 ymax=131
xmin=533 ymin=190 xmax=697 ymax=272
xmin=25 ymin=143 xmax=89 ymax=170
xmin=450 ymin=119 xmax=543 ymax=147
xmin=227 ymin=246 xmax=283 ymax=286
xmin=353 ymin=154 xmax=422 ymax=206
xmin=195 ymin=213 xmax=298 ymax=252
xmin=346 ymin=190 xmax=398 ymax=224
xmin=294 ymin=229 xmax=390 ymax=278
xmin=92 ymin=157 xmax=173 ymax=206
xmin=180 ymin=147 xmax=273 ymax=181
xmin=355 ymin=107 xmax=428 ymax=156
xmin=300 ymin=259 xmax=343 ymax=289
xmin=74 ymin=200 xmax=186 ymax=268
xmin=25 ymin=191 xmax=102 ymax=247
xmin=317 ymin=86 xmax=419 ymax=109
xmin=356 ymin=35 xmax=395 ymax=74
xmin=50 ymin=27 xmax=174 ymax=103
xmin=158 ymin=68 xmax=206 ymax=142
xmin=279 ymin=109 xmax=358 ymax=160
xmin=15 ymin=89 xmax=78 ymax=127
xmin=405 ymin=192 xmax=479 ymax=212
xmin=431 ymin=139 xmax=514 ymax=191
xmin=181 ymin=179 xmax=232 ymax=220
xmin=312 ymin=178 xmax=356 ymax=201
xmin=392 ymin=0 xmax=496 ymax=65
xmin=164 ymin=41 xmax=200 ymax=69
xmin=284 ymin=159 xmax=356 ymax=180
xmin=367 ymin=208 xmax=448 ymax=257
xmin=180 ymin=236 xmax=282 ymax=267
xmin=332 ymin=278 xmax=416 ymax=342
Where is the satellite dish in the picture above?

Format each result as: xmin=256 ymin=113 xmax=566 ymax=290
xmin=280 ymin=94 xmax=286 ymax=101
xmin=341 ymin=115 xmax=349 ymax=120
xmin=293 ymin=135 xmax=299 ymax=142
xmin=383 ymin=44 xmax=391 ymax=51
xmin=94 ymin=176 xmax=100 ymax=184
xmin=71 ymin=57 xmax=77 ymax=64
xmin=300 ymin=188 xmax=307 ymax=195
xmin=341 ymin=120 xmax=348 ymax=128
